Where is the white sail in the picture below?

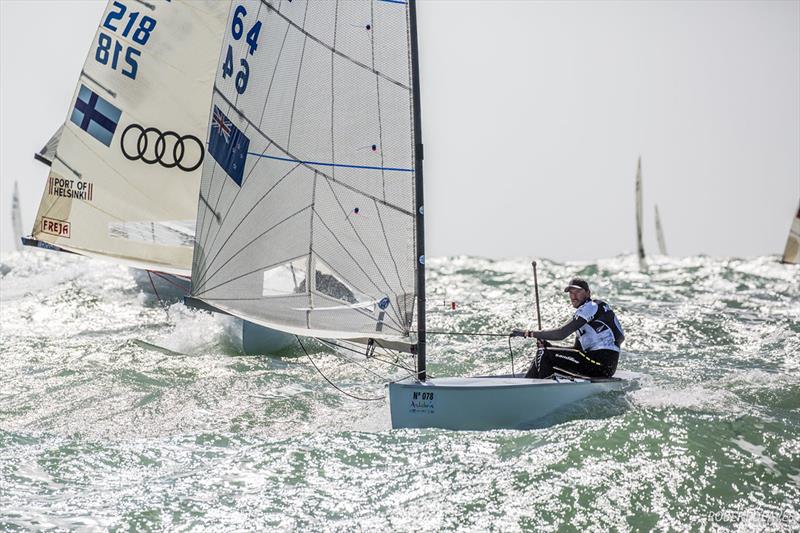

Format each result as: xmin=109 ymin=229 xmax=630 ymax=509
xmin=782 ymin=202 xmax=800 ymax=264
xmin=654 ymin=203 xmax=667 ymax=256
xmin=11 ymin=181 xmax=24 ymax=251
xmin=34 ymin=125 xmax=64 ymax=167
xmin=30 ymin=0 xmax=229 ymax=276
xmin=190 ymin=0 xmax=418 ymax=344
xmin=635 ymin=156 xmax=646 ymax=269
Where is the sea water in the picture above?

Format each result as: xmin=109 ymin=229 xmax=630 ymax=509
xmin=1 ymin=251 xmax=798 ymax=531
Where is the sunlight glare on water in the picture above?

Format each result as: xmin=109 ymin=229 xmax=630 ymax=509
xmin=1 ymin=251 xmax=798 ymax=530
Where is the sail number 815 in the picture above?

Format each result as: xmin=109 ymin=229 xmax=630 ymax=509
xmin=222 ymin=5 xmax=262 ymax=95
xmin=94 ymin=1 xmax=157 ymax=80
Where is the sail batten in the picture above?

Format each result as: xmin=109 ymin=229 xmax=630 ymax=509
xmin=191 ymin=0 xmax=418 ymax=344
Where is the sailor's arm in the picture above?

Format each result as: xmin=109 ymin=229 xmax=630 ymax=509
xmin=525 ymin=317 xmax=587 ymax=341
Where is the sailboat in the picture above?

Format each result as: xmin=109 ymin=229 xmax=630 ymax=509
xmin=11 ymin=181 xmax=24 ymax=253
xmin=24 ymin=0 xmax=293 ymax=353
xmin=635 ymin=156 xmax=647 ymax=269
xmin=781 ymin=202 xmax=800 ymax=264
xmin=654 ymin=204 xmax=668 ymax=255
xmin=185 ymin=0 xmax=622 ymax=430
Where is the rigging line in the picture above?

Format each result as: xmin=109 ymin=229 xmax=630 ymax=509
xmin=149 ymin=271 xmax=190 ymax=291
xmin=284 ymin=0 xmax=311 ymax=150
xmin=194 ymin=139 xmax=275 ymax=286
xmin=319 ymin=176 xmax=405 ymax=327
xmin=193 ymin=160 xmax=300 ymax=291
xmin=316 ymin=339 xmax=395 ymax=381
xmin=295 ymin=336 xmax=384 ymax=402
xmin=320 ymin=339 xmax=417 ymax=378
xmin=261 ymin=0 xmax=410 ymax=91
xmin=328 ymin=339 xmax=416 ymax=374
xmin=192 ymin=205 xmax=312 ymax=295
xmin=419 ymin=330 xmax=510 ymax=337
xmin=213 ymin=84 xmax=414 ymax=218
xmin=256 ymin=16 xmax=292 ymax=127
xmin=146 ymin=270 xmax=170 ymax=318
xmin=245 ymin=152 xmax=412 ymax=173
xmin=312 ymin=209 xmax=405 ymax=332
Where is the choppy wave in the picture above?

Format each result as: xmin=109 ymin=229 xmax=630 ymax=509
xmin=1 ymin=250 xmax=798 ymax=531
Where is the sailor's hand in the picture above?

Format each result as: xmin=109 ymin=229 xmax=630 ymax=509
xmin=510 ymin=329 xmax=528 ymax=338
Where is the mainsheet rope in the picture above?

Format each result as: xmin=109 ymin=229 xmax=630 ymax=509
xmin=295 ymin=330 xmax=530 ymax=402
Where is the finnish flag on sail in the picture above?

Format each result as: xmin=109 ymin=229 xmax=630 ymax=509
xmin=209 ymin=106 xmax=249 ymax=186
xmin=69 ymin=85 xmax=121 ymax=147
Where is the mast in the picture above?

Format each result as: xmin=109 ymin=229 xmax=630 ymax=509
xmin=409 ymin=0 xmax=426 ymax=381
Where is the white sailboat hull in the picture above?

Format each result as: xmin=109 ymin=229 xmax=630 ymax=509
xmin=389 ymin=376 xmax=622 ymax=430
xmin=132 ymin=270 xmax=294 ymax=355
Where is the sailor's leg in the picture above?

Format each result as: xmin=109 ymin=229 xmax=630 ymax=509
xmin=550 ymin=348 xmax=618 ymax=377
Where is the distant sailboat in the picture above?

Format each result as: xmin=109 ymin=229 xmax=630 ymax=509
xmin=11 ymin=181 xmax=24 ymax=252
xmin=654 ymin=203 xmax=668 ymax=255
xmin=635 ymin=156 xmax=647 ymax=269
xmin=185 ymin=0 xmax=622 ymax=430
xmin=781 ymin=202 xmax=800 ymax=264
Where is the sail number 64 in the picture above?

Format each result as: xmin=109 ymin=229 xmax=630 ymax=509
xmin=222 ymin=5 xmax=262 ymax=95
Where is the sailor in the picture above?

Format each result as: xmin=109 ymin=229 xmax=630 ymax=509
xmin=512 ymin=278 xmax=624 ymax=379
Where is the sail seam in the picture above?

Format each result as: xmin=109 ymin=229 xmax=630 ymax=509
xmin=193 ymin=204 xmax=312 ymax=295
xmin=256 ymin=16 xmax=292 ymax=126
xmin=194 ymin=139 xmax=279 ymax=289
xmin=213 ymin=86 xmax=413 ymax=217
xmin=285 ymin=1 xmax=311 ymax=150
xmin=262 ymin=0 xmax=410 ymax=91
xmin=192 ymin=158 xmax=300 ymax=290
xmin=319 ymin=175 xmax=405 ymax=327
xmin=312 ymin=208 xmax=405 ymax=332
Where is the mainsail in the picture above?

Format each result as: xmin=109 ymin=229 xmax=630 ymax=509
xmin=654 ymin=204 xmax=667 ymax=255
xmin=781 ymin=202 xmax=800 ymax=264
xmin=635 ymin=156 xmax=646 ymax=269
xmin=190 ymin=0 xmax=421 ymax=346
xmin=29 ymin=0 xmax=228 ymax=276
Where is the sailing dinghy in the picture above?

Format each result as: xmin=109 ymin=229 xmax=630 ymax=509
xmin=186 ymin=0 xmax=623 ymax=430
xmin=635 ymin=156 xmax=647 ymax=269
xmin=24 ymin=0 xmax=293 ymax=353
xmin=654 ymin=204 xmax=668 ymax=256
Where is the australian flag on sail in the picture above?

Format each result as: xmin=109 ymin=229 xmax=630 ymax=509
xmin=209 ymin=105 xmax=249 ymax=186
xmin=69 ymin=84 xmax=121 ymax=147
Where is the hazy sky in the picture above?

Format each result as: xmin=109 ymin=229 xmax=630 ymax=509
xmin=1 ymin=0 xmax=798 ymax=261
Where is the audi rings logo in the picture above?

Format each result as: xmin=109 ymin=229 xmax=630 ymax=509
xmin=120 ymin=124 xmax=204 ymax=172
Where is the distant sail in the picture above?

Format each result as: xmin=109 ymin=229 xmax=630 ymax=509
xmin=33 ymin=125 xmax=64 ymax=167
xmin=782 ymin=202 xmax=800 ymax=264
xmin=190 ymin=0 xmax=419 ymax=344
xmin=654 ymin=204 xmax=667 ymax=255
xmin=12 ymin=181 xmax=24 ymax=251
xmin=30 ymin=1 xmax=228 ymax=276
xmin=635 ymin=156 xmax=646 ymax=269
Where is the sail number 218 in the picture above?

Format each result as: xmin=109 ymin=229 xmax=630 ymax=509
xmin=95 ymin=1 xmax=157 ymax=80
xmin=222 ymin=5 xmax=262 ymax=95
